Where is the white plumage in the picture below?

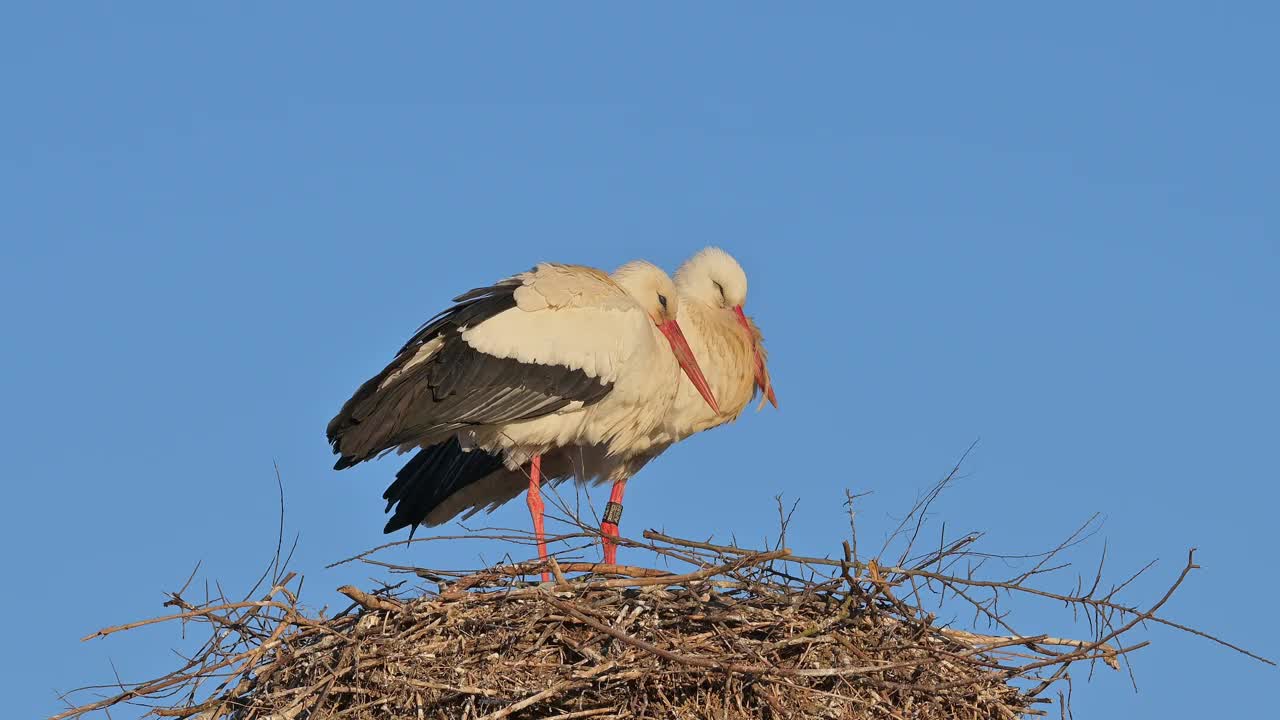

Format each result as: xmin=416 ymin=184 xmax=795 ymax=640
xmin=379 ymin=248 xmax=776 ymax=566
xmin=330 ymin=258 xmax=720 ymax=577
xmin=447 ymin=260 xmax=718 ymax=469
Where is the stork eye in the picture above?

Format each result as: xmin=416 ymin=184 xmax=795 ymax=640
xmin=658 ymin=294 xmax=668 ymax=310
xmin=713 ymin=281 xmax=726 ymax=302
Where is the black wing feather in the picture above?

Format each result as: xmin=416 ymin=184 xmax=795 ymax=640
xmin=381 ymin=438 xmax=507 ymax=534
xmin=327 ymin=274 xmax=614 ymax=469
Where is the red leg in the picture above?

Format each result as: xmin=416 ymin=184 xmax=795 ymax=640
xmin=600 ymin=480 xmax=627 ymax=565
xmin=526 ymin=454 xmax=549 ymax=582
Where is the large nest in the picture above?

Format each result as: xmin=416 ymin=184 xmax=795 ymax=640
xmin=56 ymin=470 xmax=1270 ymax=719
xmin=68 ymin=552 xmax=1043 ymax=719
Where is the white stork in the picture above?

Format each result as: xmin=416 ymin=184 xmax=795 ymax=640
xmin=329 ymin=260 xmax=719 ymax=578
xmin=589 ymin=247 xmax=776 ymax=561
xmin=378 ymin=248 xmax=776 ymax=565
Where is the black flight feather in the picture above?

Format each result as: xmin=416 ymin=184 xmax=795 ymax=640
xmin=381 ymin=438 xmax=506 ymax=534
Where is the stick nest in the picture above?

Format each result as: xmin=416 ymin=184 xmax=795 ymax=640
xmin=56 ymin=471 xmax=1271 ymax=719
xmin=254 ymin=560 xmax=1035 ymax=719
xmin=79 ymin=555 xmax=1042 ymax=719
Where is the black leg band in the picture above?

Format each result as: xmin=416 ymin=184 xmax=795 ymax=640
xmin=603 ymin=501 xmax=624 ymax=525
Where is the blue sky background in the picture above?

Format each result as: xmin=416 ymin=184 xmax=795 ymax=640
xmin=4 ymin=4 xmax=1276 ymax=718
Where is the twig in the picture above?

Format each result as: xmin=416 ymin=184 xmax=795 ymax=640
xmin=337 ymin=585 xmax=404 ymax=614
xmin=473 ymin=679 xmax=585 ymax=720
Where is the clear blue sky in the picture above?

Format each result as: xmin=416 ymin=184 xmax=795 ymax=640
xmin=4 ymin=4 xmax=1275 ymax=717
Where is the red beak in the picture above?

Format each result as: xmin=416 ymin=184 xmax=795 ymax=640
xmin=734 ymin=306 xmax=778 ymax=409
xmin=658 ymin=319 xmax=720 ymax=414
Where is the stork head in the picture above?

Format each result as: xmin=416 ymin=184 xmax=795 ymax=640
xmin=675 ymin=246 xmax=749 ymax=309
xmin=613 ymin=260 xmax=719 ymax=413
xmin=674 ymin=248 xmax=777 ymax=409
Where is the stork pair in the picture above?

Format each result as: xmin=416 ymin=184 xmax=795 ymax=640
xmin=327 ymin=248 xmax=776 ymax=575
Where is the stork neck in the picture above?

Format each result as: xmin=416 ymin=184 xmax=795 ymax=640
xmin=676 ymin=300 xmax=717 ymax=353
xmin=684 ymin=300 xmax=740 ymax=343
xmin=679 ymin=301 xmax=748 ymax=389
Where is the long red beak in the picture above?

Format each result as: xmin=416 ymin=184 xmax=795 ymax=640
xmin=658 ymin=319 xmax=720 ymax=414
xmin=734 ymin=306 xmax=778 ymax=409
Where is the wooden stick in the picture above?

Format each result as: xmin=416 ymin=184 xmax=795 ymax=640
xmin=337 ymin=585 xmax=404 ymax=614
xmin=441 ymin=550 xmax=788 ymax=600
xmin=473 ymin=678 xmax=585 ymax=720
